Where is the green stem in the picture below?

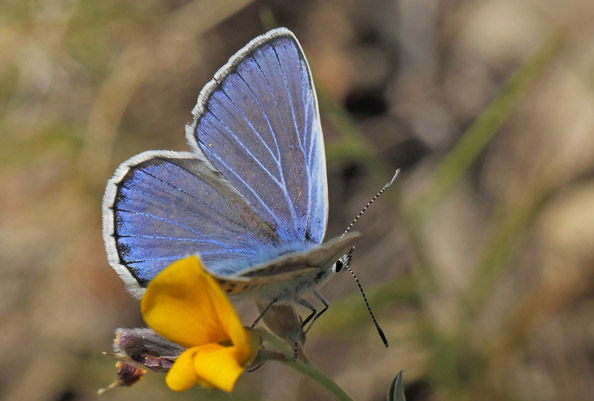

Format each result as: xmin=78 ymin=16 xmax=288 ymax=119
xmin=278 ymin=356 xmax=355 ymax=401
xmin=258 ymin=330 xmax=355 ymax=401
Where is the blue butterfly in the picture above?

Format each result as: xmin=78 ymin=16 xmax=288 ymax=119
xmin=102 ymin=28 xmax=360 ymax=334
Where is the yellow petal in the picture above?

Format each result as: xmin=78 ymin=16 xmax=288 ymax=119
xmin=165 ymin=348 xmax=199 ymax=391
xmin=192 ymin=343 xmax=244 ymax=393
xmin=141 ymin=255 xmax=241 ymax=348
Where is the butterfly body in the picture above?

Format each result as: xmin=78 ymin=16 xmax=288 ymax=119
xmin=212 ymin=232 xmax=360 ymax=302
xmin=103 ymin=28 xmax=359 ymax=313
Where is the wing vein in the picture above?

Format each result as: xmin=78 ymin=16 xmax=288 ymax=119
xmin=219 ymin=85 xmax=281 ymax=165
xmin=272 ymin=43 xmax=312 ymax=237
xmin=250 ymin=53 xmax=299 ymax=230
xmin=234 ymin=70 xmax=282 ymax=162
xmin=203 ymin=108 xmax=284 ymax=189
xmin=126 ymin=248 xmax=252 ymax=265
xmin=115 ymin=208 xmax=250 ymax=248
xmin=117 ymin=234 xmax=247 ymax=250
xmin=200 ymin=146 xmax=285 ymax=230
xmin=135 ymin=167 xmax=233 ymax=217
xmin=121 ymin=175 xmax=250 ymax=237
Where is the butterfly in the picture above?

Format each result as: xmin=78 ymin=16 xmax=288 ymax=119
xmin=102 ymin=28 xmax=362 ymax=342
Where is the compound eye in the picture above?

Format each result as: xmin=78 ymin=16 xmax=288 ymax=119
xmin=335 ymin=260 xmax=344 ymax=273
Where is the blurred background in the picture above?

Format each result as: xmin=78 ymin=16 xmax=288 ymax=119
xmin=1 ymin=0 xmax=594 ymax=400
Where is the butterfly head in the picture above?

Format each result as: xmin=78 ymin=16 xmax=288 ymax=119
xmin=333 ymin=246 xmax=355 ymax=274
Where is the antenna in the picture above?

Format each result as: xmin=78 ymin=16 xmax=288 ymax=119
xmin=344 ymin=248 xmax=389 ymax=347
xmin=339 ymin=169 xmax=401 ymax=347
xmin=341 ymin=169 xmax=400 ymax=238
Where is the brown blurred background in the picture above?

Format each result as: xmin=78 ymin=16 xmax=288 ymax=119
xmin=1 ymin=0 xmax=594 ymax=400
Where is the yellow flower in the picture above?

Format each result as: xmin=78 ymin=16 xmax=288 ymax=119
xmin=140 ymin=255 xmax=254 ymax=392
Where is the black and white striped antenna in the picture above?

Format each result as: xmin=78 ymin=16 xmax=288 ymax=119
xmin=340 ymin=169 xmax=400 ymax=348
xmin=341 ymin=169 xmax=400 ymax=239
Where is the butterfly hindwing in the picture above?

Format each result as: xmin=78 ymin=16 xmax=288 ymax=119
xmin=239 ymin=232 xmax=360 ymax=278
xmin=103 ymin=151 xmax=281 ymax=297
xmin=213 ymin=233 xmax=360 ymax=296
xmin=187 ymin=28 xmax=328 ymax=245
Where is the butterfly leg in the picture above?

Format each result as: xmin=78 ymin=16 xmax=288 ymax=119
xmin=304 ymin=291 xmax=329 ymax=335
xmin=251 ymin=297 xmax=278 ymax=328
xmin=294 ymin=297 xmax=317 ymax=359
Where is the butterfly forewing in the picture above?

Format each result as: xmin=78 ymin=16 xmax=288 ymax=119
xmin=188 ymin=29 xmax=328 ymax=245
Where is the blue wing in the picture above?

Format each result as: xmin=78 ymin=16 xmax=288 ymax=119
xmin=103 ymin=29 xmax=328 ymax=298
xmin=187 ymin=28 xmax=328 ymax=245
xmin=103 ymin=151 xmax=291 ymax=297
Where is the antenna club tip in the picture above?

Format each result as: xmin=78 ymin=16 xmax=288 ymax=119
xmin=378 ymin=328 xmax=389 ymax=348
xmin=388 ymin=169 xmax=401 ymax=186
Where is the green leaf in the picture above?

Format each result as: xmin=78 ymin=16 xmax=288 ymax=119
xmin=387 ymin=370 xmax=406 ymax=401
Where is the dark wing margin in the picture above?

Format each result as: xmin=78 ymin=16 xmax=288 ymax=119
xmin=102 ymin=150 xmax=280 ymax=298
xmin=185 ymin=27 xmax=328 ymax=246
